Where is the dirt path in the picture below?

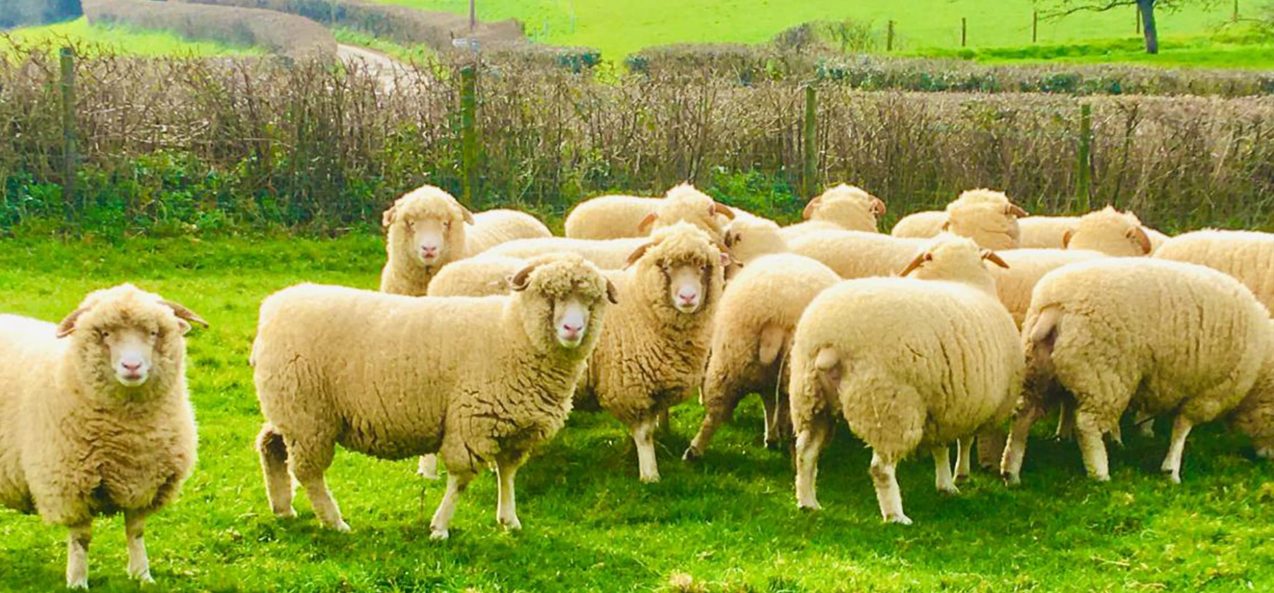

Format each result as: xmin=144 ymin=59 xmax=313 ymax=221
xmin=336 ymin=43 xmax=413 ymax=88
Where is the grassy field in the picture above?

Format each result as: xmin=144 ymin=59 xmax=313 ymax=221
xmin=914 ymin=31 xmax=1274 ymax=70
xmin=2 ymin=17 xmax=262 ymax=57
xmin=376 ymin=0 xmax=1256 ymax=61
xmin=0 ymin=235 xmax=1271 ymax=592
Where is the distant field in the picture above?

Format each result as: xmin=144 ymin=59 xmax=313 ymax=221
xmin=375 ymin=0 xmax=1253 ymax=60
xmin=2 ymin=17 xmax=263 ymax=57
xmin=915 ymin=32 xmax=1274 ymax=70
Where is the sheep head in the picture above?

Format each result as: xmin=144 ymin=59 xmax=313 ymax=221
xmin=625 ymin=222 xmax=727 ymax=319
xmin=804 ymin=184 xmax=886 ymax=231
xmin=509 ymin=253 xmax=615 ymax=352
xmin=383 ymin=185 xmax=474 ymax=269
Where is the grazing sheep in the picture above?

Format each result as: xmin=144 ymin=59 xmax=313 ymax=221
xmin=1019 ymin=216 xmax=1079 ymax=248
xmin=1154 ymin=230 xmax=1274 ymax=313
xmin=575 ymin=223 xmax=726 ymax=483
xmin=789 ymin=237 xmax=1021 ymax=524
xmin=252 ymin=254 xmax=617 ymax=539
xmin=564 ymin=194 xmax=659 ymax=240
xmin=1062 ymin=206 xmax=1157 ymax=257
xmin=0 ymin=284 xmax=206 ymax=588
xmin=683 ymin=254 xmax=841 ymax=459
xmin=463 ymin=210 xmax=553 ymax=257
xmin=379 ymin=185 xmax=477 ymax=296
xmin=780 ymin=184 xmax=886 ymax=240
xmin=788 ymin=230 xmax=929 ymax=279
xmin=1001 ymin=258 xmax=1272 ymax=485
xmin=1229 ymin=325 xmax=1274 ymax=459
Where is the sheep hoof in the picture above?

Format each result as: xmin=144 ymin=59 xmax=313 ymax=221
xmin=954 ymin=472 xmax=970 ymax=483
xmin=938 ymin=484 xmax=960 ymax=496
xmin=1089 ymin=473 xmax=1111 ymax=483
xmin=417 ymin=469 xmax=441 ymax=480
xmin=67 ymin=578 xmax=88 ymax=590
xmin=1001 ymin=472 xmax=1021 ymax=487
xmin=884 ymin=513 xmax=913 ymax=526
xmin=1161 ymin=469 xmax=1181 ymax=484
xmin=498 ymin=516 xmax=522 ymax=532
xmin=681 ymin=447 xmax=701 ymax=462
xmin=131 ymin=570 xmax=155 ymax=585
xmin=429 ymin=528 xmax=450 ymax=541
xmin=327 ymin=520 xmax=351 ymax=533
xmin=639 ymin=473 xmax=661 ymax=484
xmin=796 ymin=500 xmax=821 ymax=512
xmin=273 ymin=507 xmax=297 ymax=519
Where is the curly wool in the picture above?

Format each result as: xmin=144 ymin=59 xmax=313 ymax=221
xmin=891 ymin=210 xmax=948 ymax=239
xmin=427 ymin=255 xmax=528 ymax=297
xmin=1063 ymin=206 xmax=1157 ymax=257
xmin=943 ymin=190 xmax=1023 ymax=250
xmin=988 ymin=249 xmax=1106 ymax=327
xmin=564 ymin=194 xmax=659 ymax=239
xmin=788 ymin=230 xmax=929 ymax=279
xmin=723 ymin=217 xmax=789 ymax=265
xmin=0 ymin=284 xmax=197 ymax=527
xmin=463 ymin=210 xmax=553 ymax=257
xmin=781 ymin=184 xmax=884 ymax=240
xmin=1017 ymin=216 xmax=1079 ymax=248
xmin=1154 ymin=230 xmax=1274 ymax=313
xmin=687 ymin=254 xmax=840 ymax=457
xmin=379 ymin=185 xmax=474 ymax=296
xmin=1004 ymin=258 xmax=1272 ymax=482
xmin=487 ymin=236 xmax=648 ymax=269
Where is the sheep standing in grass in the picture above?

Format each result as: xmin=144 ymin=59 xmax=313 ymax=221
xmin=0 ymin=284 xmax=206 ymax=589
xmin=789 ymin=237 xmax=1021 ymax=524
xmin=1154 ymin=230 xmax=1274 ymax=313
xmin=1001 ymin=259 xmax=1272 ymax=485
xmin=780 ymin=184 xmax=886 ymax=240
xmin=683 ymin=254 xmax=840 ymax=460
xmin=252 ymin=254 xmax=617 ymax=539
xmin=575 ymin=223 xmax=726 ymax=483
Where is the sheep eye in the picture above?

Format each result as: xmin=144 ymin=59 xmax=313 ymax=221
xmin=98 ymin=330 xmax=110 ymax=340
xmin=405 ymin=221 xmax=414 ymax=230
xmin=150 ymin=330 xmax=160 ymax=338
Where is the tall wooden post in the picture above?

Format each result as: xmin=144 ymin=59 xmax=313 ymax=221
xmin=60 ymin=47 xmax=77 ymax=219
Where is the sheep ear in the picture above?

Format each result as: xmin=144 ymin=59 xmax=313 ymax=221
xmin=1128 ymin=226 xmax=1153 ymax=254
xmin=459 ymin=205 xmax=476 ymax=225
xmin=712 ymin=202 xmax=735 ymax=220
xmin=381 ymin=204 xmax=397 ymax=228
xmin=898 ymin=252 xmax=932 ymax=277
xmin=637 ymin=212 xmax=658 ymax=234
xmin=1006 ymin=204 xmax=1029 ymax=218
xmin=624 ymin=242 xmax=655 ymax=269
xmin=509 ymin=262 xmax=541 ymax=292
xmin=801 ymin=197 xmax=821 ymax=220
xmin=1061 ymin=229 xmax=1074 ymax=249
xmin=870 ymin=197 xmax=887 ymax=216
xmin=940 ymin=221 xmax=950 ymax=231
xmin=161 ymin=300 xmax=209 ymax=333
xmin=55 ymin=307 xmax=90 ymax=339
xmin=980 ymin=249 xmax=1010 ymax=270
xmin=723 ymin=231 xmax=737 ymax=248
xmin=605 ymin=279 xmax=620 ymax=305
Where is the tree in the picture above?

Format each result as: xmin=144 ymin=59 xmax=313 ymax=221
xmin=1046 ymin=0 xmax=1209 ymax=54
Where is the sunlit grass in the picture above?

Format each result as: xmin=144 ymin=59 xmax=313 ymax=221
xmin=3 ymin=17 xmax=263 ymax=58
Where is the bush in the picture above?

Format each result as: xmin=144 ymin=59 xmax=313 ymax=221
xmin=0 ymin=0 xmax=83 ymax=29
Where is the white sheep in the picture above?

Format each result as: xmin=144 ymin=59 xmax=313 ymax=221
xmin=788 ymin=230 xmax=930 ymax=279
xmin=1154 ymin=230 xmax=1274 ymax=314
xmin=252 ymin=254 xmax=618 ymax=539
xmin=0 ymin=284 xmax=206 ymax=588
xmin=890 ymin=210 xmax=948 ymax=240
xmin=1001 ymin=258 xmax=1273 ymax=485
xmin=575 ymin=223 xmax=726 ymax=483
xmin=890 ymin=189 xmax=1026 ymax=250
xmin=988 ymin=249 xmax=1106 ymax=328
xmin=426 ymin=255 xmax=528 ymax=298
xmin=637 ymin=183 xmax=736 ymax=241
xmin=486 ymin=236 xmax=649 ymax=269
xmin=464 ymin=209 xmax=553 ymax=257
xmin=722 ymin=217 xmax=789 ymax=266
xmin=1018 ymin=216 xmax=1079 ymax=248
xmin=683 ymin=253 xmax=841 ymax=459
xmin=779 ymin=184 xmax=886 ymax=240
xmin=1062 ymin=206 xmax=1157 ymax=256
xmin=788 ymin=237 xmax=1021 ymax=524
xmin=564 ymin=184 xmax=735 ymax=240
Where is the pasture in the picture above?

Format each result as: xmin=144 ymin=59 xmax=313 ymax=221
xmin=379 ymin=0 xmax=1257 ymax=60
xmin=0 ymin=235 xmax=1270 ymax=592
xmin=2 ymin=17 xmax=263 ymax=57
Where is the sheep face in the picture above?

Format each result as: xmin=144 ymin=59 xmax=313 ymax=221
xmin=628 ymin=223 xmax=726 ymax=317
xmin=55 ymin=284 xmax=206 ymax=396
xmin=510 ymin=255 xmax=617 ymax=352
xmin=383 ymin=186 xmax=473 ymax=268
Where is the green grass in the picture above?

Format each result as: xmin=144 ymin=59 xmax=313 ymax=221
xmin=2 ymin=17 xmax=263 ymax=58
xmin=1 ymin=235 xmax=1272 ymax=592
xmin=913 ymin=31 xmax=1274 ymax=70
xmin=373 ymin=0 xmax=1257 ymax=61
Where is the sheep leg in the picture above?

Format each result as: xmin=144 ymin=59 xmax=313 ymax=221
xmin=794 ymin=413 xmax=832 ymax=510
xmin=417 ymin=454 xmax=441 ymax=480
xmin=762 ymin=392 xmax=793 ymax=450
xmin=256 ymin=424 xmax=295 ymax=518
xmin=657 ymin=409 xmax=671 ymax=435
xmin=1001 ymin=402 xmax=1045 ymax=485
xmin=955 ymin=438 xmax=973 ymax=482
xmin=1054 ymin=400 xmax=1075 ymax=440
xmin=296 ymin=472 xmax=349 ymax=532
xmin=429 ymin=471 xmax=474 ymax=540
xmin=933 ymin=445 xmax=959 ymax=495
xmin=495 ymin=458 xmax=523 ymax=531
xmin=870 ymin=452 xmax=911 ymax=525
xmin=1160 ymin=415 xmax=1194 ymax=484
xmin=124 ymin=510 xmax=153 ymax=584
xmin=632 ymin=417 xmax=661 ymax=483
xmin=684 ymin=391 xmax=742 ymax=461
xmin=1074 ymin=410 xmax=1110 ymax=482
xmin=975 ymin=428 xmax=1007 ymax=472
xmin=1135 ymin=411 xmax=1156 ymax=438
xmin=65 ymin=521 xmax=91 ymax=589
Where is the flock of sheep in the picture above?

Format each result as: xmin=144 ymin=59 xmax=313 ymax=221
xmin=1 ymin=181 xmax=1272 ymax=588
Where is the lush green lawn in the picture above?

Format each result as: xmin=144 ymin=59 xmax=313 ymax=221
xmin=914 ymin=32 xmax=1274 ymax=70
xmin=375 ymin=0 xmax=1252 ymax=60
xmin=1 ymin=235 xmax=1271 ymax=592
xmin=2 ymin=17 xmax=262 ymax=58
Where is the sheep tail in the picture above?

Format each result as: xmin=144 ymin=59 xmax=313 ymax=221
xmin=758 ymin=323 xmax=787 ymax=366
xmin=1025 ymin=306 xmax=1062 ymax=348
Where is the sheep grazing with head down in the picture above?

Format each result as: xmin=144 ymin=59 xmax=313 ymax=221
xmin=252 ymin=254 xmax=617 ymax=539
xmin=0 ymin=284 xmax=206 ymax=589
xmin=891 ymin=189 xmax=1027 ymax=250
xmin=683 ymin=254 xmax=841 ymax=460
xmin=1001 ymin=259 xmax=1273 ymax=485
xmin=1062 ymin=206 xmax=1159 ymax=256
xmin=780 ymin=184 xmax=886 ymax=240
xmin=379 ymin=185 xmax=477 ymax=296
xmin=788 ymin=236 xmax=1022 ymax=524
xmin=575 ymin=222 xmax=727 ymax=483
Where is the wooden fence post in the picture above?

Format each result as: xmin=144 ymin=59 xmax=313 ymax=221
xmin=961 ymin=17 xmax=967 ymax=47
xmin=60 ymin=46 xmax=77 ymax=220
xmin=1076 ymin=103 xmax=1092 ymax=211
xmin=886 ymin=20 xmax=894 ymax=51
xmin=802 ymin=83 xmax=818 ymax=199
xmin=1233 ymin=0 xmax=1239 ymax=22
xmin=1032 ymin=10 xmax=1038 ymax=44
xmin=460 ymin=64 xmax=478 ymax=208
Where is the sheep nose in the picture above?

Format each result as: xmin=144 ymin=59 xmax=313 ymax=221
xmin=121 ymin=361 xmax=142 ymax=372
xmin=561 ymin=322 xmax=582 ymax=337
xmin=678 ymin=291 xmax=698 ymax=304
xmin=421 ymin=245 xmax=438 ymax=257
